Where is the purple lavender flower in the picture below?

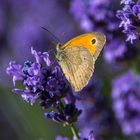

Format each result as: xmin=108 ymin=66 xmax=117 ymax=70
xmin=117 ymin=0 xmax=140 ymax=43
xmin=70 ymin=0 xmax=140 ymax=67
xmin=79 ymin=131 xmax=101 ymax=140
xmin=88 ymin=0 xmax=111 ymax=21
xmin=112 ymin=70 xmax=140 ymax=135
xmin=70 ymin=0 xmax=138 ymax=66
xmin=7 ymin=48 xmax=81 ymax=125
xmin=6 ymin=61 xmax=24 ymax=85
xmin=6 ymin=48 xmax=66 ymax=106
xmin=45 ymin=103 xmax=82 ymax=125
xmin=103 ymin=39 xmax=138 ymax=64
xmin=12 ymin=88 xmax=38 ymax=105
xmin=121 ymin=0 xmax=133 ymax=5
xmin=70 ymin=0 xmax=119 ymax=35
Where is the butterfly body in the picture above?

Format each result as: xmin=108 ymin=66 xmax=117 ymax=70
xmin=56 ymin=32 xmax=106 ymax=92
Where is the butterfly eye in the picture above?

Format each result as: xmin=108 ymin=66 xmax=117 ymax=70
xmin=91 ymin=39 xmax=96 ymax=44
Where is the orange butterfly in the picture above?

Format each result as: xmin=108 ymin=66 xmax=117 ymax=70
xmin=56 ymin=32 xmax=106 ymax=92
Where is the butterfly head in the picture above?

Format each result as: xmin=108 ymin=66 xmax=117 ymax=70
xmin=56 ymin=43 xmax=64 ymax=61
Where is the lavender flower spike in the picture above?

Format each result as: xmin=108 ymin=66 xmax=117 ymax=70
xmin=117 ymin=0 xmax=140 ymax=43
xmin=112 ymin=71 xmax=140 ymax=136
xmin=6 ymin=48 xmax=67 ymax=106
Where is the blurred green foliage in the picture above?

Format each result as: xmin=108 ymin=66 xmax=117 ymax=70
xmin=0 ymin=86 xmax=72 ymax=140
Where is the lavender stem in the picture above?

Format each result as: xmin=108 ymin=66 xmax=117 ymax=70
xmin=70 ymin=124 xmax=80 ymax=140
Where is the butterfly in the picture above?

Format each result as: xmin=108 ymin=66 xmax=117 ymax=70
xmin=56 ymin=32 xmax=106 ymax=92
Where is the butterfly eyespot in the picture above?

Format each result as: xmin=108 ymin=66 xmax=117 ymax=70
xmin=91 ymin=39 xmax=96 ymax=44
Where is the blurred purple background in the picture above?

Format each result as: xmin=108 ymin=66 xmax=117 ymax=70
xmin=1 ymin=0 xmax=140 ymax=140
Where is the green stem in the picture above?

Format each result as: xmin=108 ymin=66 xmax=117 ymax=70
xmin=70 ymin=124 xmax=80 ymax=140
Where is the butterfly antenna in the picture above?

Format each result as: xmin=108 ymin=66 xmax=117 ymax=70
xmin=48 ymin=48 xmax=55 ymax=54
xmin=41 ymin=26 xmax=61 ymax=45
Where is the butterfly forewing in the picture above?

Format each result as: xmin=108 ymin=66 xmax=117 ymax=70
xmin=93 ymin=32 xmax=106 ymax=60
xmin=58 ymin=46 xmax=94 ymax=92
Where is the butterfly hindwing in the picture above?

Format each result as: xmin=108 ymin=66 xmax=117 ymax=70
xmin=58 ymin=46 xmax=94 ymax=91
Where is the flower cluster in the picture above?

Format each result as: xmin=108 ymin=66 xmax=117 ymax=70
xmin=45 ymin=103 xmax=82 ymax=125
xmin=70 ymin=0 xmax=118 ymax=35
xmin=103 ymin=39 xmax=138 ymax=64
xmin=112 ymin=71 xmax=140 ymax=135
xmin=70 ymin=0 xmax=138 ymax=65
xmin=117 ymin=0 xmax=140 ymax=43
xmin=7 ymin=48 xmax=64 ymax=105
xmin=6 ymin=48 xmax=81 ymax=126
